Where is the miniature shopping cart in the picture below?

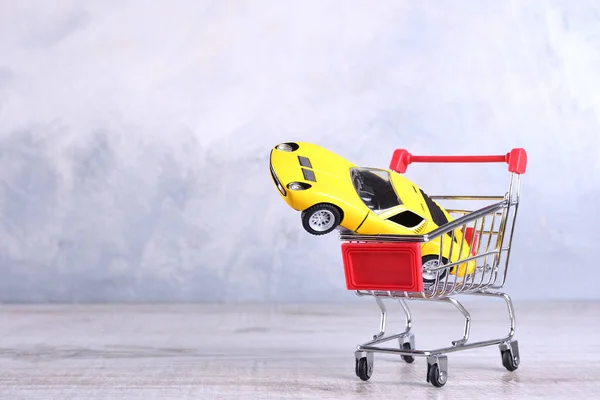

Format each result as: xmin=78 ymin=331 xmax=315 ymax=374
xmin=338 ymin=148 xmax=527 ymax=387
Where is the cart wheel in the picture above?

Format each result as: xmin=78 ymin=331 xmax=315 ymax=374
xmin=426 ymin=355 xmax=448 ymax=388
xmin=421 ymin=255 xmax=448 ymax=284
xmin=427 ymin=364 xmax=447 ymax=387
xmin=301 ymin=204 xmax=341 ymax=235
xmin=401 ymin=342 xmax=415 ymax=364
xmin=500 ymin=340 xmax=520 ymax=371
xmin=501 ymin=351 xmax=518 ymax=371
xmin=356 ymin=357 xmax=372 ymax=381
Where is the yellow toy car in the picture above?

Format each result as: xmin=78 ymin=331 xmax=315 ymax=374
xmin=269 ymin=141 xmax=476 ymax=283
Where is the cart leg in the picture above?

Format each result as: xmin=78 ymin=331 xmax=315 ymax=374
xmin=436 ymin=297 xmax=471 ymax=346
xmin=426 ymin=355 xmax=448 ymax=387
xmin=372 ymin=297 xmax=387 ymax=340
xmin=397 ymin=299 xmax=415 ymax=363
xmin=398 ymin=299 xmax=412 ymax=332
xmin=469 ymin=291 xmax=516 ymax=340
xmin=355 ymin=350 xmax=374 ymax=381
xmin=500 ymin=292 xmax=516 ymax=339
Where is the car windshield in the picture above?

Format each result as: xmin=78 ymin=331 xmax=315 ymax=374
xmin=350 ymin=167 xmax=402 ymax=214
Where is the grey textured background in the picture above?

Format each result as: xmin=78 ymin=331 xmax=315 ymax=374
xmin=0 ymin=0 xmax=596 ymax=303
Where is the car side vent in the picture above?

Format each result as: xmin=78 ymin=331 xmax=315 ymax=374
xmin=388 ymin=210 xmax=425 ymax=229
xmin=414 ymin=221 xmax=426 ymax=233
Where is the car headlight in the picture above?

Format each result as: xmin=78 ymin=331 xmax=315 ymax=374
xmin=287 ymin=182 xmax=311 ymax=191
xmin=276 ymin=142 xmax=299 ymax=152
xmin=277 ymin=143 xmax=293 ymax=151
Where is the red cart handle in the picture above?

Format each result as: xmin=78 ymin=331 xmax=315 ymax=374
xmin=390 ymin=148 xmax=527 ymax=174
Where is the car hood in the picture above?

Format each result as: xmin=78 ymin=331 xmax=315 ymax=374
xmin=270 ymin=142 xmax=357 ymax=183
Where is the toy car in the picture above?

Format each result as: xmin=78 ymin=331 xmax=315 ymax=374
xmin=269 ymin=141 xmax=476 ymax=283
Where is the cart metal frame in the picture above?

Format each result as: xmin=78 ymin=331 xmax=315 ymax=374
xmin=338 ymin=148 xmax=527 ymax=387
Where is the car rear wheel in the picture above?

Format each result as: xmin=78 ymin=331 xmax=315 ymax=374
xmin=301 ymin=204 xmax=341 ymax=235
xmin=421 ymin=255 xmax=448 ymax=284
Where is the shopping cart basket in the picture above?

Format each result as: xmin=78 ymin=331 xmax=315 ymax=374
xmin=339 ymin=148 xmax=527 ymax=387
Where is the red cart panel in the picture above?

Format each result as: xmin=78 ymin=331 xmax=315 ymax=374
xmin=341 ymin=242 xmax=423 ymax=292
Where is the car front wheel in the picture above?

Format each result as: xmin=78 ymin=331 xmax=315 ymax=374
xmin=301 ymin=204 xmax=341 ymax=235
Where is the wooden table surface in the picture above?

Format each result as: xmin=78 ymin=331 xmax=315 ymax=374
xmin=0 ymin=299 xmax=598 ymax=399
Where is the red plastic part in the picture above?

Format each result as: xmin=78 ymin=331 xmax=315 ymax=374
xmin=462 ymin=227 xmax=480 ymax=256
xmin=389 ymin=149 xmax=412 ymax=173
xmin=389 ymin=148 xmax=527 ymax=174
xmin=506 ymin=148 xmax=527 ymax=174
xmin=341 ymin=242 xmax=423 ymax=292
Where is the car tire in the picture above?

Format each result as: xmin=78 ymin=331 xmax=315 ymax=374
xmin=421 ymin=255 xmax=448 ymax=284
xmin=301 ymin=204 xmax=342 ymax=235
